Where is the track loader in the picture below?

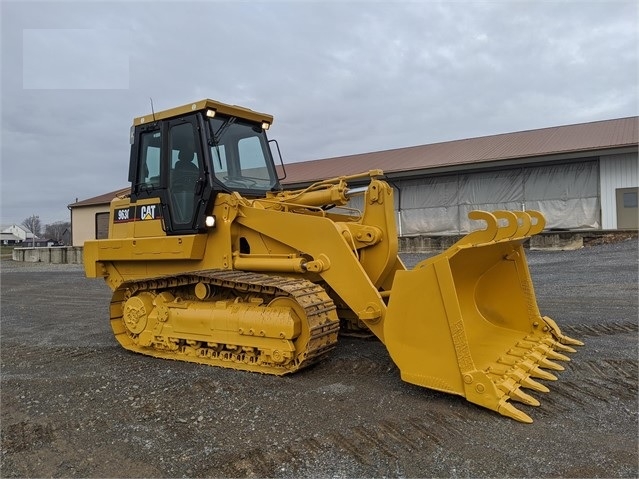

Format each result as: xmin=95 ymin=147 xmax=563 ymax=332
xmin=84 ymin=99 xmax=582 ymax=422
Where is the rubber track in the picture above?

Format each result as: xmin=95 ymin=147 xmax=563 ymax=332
xmin=110 ymin=270 xmax=340 ymax=375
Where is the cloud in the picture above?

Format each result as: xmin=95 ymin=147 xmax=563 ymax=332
xmin=1 ymin=0 xmax=637 ymax=226
xmin=23 ymin=28 xmax=130 ymax=89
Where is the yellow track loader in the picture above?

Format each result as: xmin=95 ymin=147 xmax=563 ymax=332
xmin=84 ymin=99 xmax=582 ymax=423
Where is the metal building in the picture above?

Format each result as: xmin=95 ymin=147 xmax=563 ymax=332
xmin=69 ymin=116 xmax=638 ymax=246
xmin=600 ymin=152 xmax=639 ymax=229
xmin=280 ymin=117 xmax=638 ymax=234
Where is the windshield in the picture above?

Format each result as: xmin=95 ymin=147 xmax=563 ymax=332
xmin=208 ymin=116 xmax=278 ymax=192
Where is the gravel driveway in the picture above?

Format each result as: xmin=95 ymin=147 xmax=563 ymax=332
xmin=1 ymin=240 xmax=637 ymax=478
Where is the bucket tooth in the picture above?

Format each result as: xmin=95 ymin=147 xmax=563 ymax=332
xmin=541 ymin=337 xmax=577 ymax=354
xmin=497 ymin=357 xmax=557 ymax=381
xmin=496 ymin=356 xmax=558 ymax=381
xmin=508 ymin=349 xmax=565 ymax=371
xmin=529 ymin=366 xmax=558 ymax=382
xmin=502 ymin=366 xmax=550 ymax=392
xmin=520 ymin=376 xmax=550 ymax=393
xmin=496 ymin=377 xmax=541 ymax=406
xmin=543 ymin=316 xmax=584 ymax=346
xmin=539 ymin=347 xmax=571 ymax=362
xmin=498 ymin=357 xmax=533 ymax=374
xmin=529 ymin=342 xmax=571 ymax=362
xmin=497 ymin=400 xmax=533 ymax=424
xmin=537 ymin=356 xmax=564 ymax=371
xmin=551 ymin=341 xmax=577 ymax=354
xmin=558 ymin=334 xmax=584 ymax=347
xmin=488 ymin=364 xmax=550 ymax=395
xmin=510 ymin=387 xmax=540 ymax=407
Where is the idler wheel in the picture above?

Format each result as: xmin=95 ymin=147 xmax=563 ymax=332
xmin=122 ymin=292 xmax=155 ymax=335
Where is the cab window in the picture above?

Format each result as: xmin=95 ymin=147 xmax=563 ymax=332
xmin=168 ymin=122 xmax=201 ymax=225
xmin=136 ymin=131 xmax=161 ymax=190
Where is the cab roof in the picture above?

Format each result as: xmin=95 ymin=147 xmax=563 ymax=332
xmin=133 ymin=99 xmax=274 ymax=126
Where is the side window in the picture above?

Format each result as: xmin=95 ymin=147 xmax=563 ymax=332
xmin=137 ymin=131 xmax=161 ymax=189
xmin=211 ymin=145 xmax=228 ymax=183
xmin=238 ymin=136 xmax=269 ymax=180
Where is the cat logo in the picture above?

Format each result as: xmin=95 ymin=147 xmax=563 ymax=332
xmin=113 ymin=204 xmax=162 ymax=223
xmin=140 ymin=205 xmax=157 ymax=220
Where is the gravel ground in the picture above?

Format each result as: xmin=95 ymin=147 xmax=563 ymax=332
xmin=1 ymin=240 xmax=637 ymax=478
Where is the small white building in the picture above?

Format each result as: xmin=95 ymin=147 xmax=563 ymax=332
xmin=0 ymin=224 xmax=36 ymax=244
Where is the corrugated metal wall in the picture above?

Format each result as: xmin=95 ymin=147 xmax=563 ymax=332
xmin=600 ymin=153 xmax=639 ymax=229
xmin=346 ymin=160 xmax=603 ymax=235
xmin=396 ymin=161 xmax=600 ymax=235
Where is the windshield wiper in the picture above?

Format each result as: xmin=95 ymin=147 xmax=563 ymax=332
xmin=208 ymin=117 xmax=236 ymax=170
xmin=214 ymin=117 xmax=235 ymax=141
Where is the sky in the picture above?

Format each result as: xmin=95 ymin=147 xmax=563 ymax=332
xmin=1 ymin=0 xmax=637 ymax=228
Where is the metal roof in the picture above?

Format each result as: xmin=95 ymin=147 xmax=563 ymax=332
xmin=68 ymin=187 xmax=130 ymax=208
xmin=280 ymin=116 xmax=638 ymax=185
xmin=71 ymin=116 xmax=637 ymax=206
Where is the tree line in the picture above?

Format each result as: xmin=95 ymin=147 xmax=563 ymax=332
xmin=21 ymin=215 xmax=71 ymax=245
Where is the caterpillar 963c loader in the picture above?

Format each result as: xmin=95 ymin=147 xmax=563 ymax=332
xmin=84 ymin=99 xmax=582 ymax=423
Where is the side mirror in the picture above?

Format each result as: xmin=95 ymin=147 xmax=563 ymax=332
xmin=269 ymin=139 xmax=286 ymax=181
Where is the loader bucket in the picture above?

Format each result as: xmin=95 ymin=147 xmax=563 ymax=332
xmin=384 ymin=210 xmax=582 ymax=423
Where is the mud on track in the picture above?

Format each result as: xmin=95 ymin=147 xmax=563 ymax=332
xmin=1 ymin=240 xmax=637 ymax=478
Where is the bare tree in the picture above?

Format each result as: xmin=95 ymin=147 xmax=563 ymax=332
xmin=45 ymin=221 xmax=71 ymax=244
xmin=22 ymin=215 xmax=41 ymax=246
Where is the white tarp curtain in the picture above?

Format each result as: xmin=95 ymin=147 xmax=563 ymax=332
xmin=398 ymin=161 xmax=600 ymax=235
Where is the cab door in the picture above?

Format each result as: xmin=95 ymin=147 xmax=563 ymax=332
xmin=165 ymin=117 xmax=204 ymax=232
xmin=130 ymin=114 xmax=213 ymax=236
xmin=129 ymin=124 xmax=165 ymax=237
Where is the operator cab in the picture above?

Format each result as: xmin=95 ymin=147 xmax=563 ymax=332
xmin=128 ymin=99 xmax=281 ymax=234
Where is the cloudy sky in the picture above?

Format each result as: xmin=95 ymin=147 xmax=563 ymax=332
xmin=1 ymin=0 xmax=637 ymax=227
